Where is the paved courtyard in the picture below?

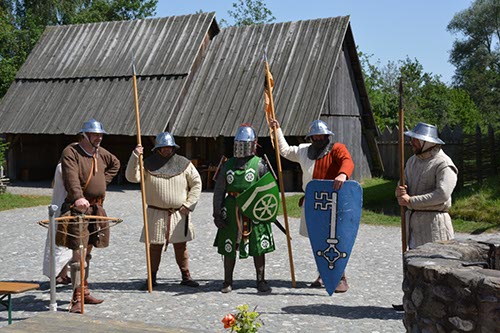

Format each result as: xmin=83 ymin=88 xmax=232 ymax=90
xmin=0 ymin=182 xmax=439 ymax=332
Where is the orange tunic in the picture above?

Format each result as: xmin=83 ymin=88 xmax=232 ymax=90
xmin=312 ymin=143 xmax=354 ymax=180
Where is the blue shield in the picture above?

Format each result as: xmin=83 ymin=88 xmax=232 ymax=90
xmin=304 ymin=180 xmax=362 ymax=295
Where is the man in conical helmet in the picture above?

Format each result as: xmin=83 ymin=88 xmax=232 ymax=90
xmin=269 ymin=118 xmax=354 ymax=293
xmin=60 ymin=118 xmax=120 ymax=313
xmin=213 ymin=123 xmax=277 ymax=293
xmin=396 ymin=122 xmax=458 ymax=249
xmin=126 ymin=132 xmax=202 ymax=289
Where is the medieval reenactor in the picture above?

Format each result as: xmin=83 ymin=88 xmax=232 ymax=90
xmin=60 ymin=118 xmax=120 ymax=313
xmin=125 ymin=132 xmax=202 ymax=289
xmin=396 ymin=122 xmax=458 ymax=249
xmin=213 ymin=124 xmax=278 ymax=293
xmin=269 ymin=118 xmax=354 ymax=293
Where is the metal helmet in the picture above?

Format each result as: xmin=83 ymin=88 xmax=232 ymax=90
xmin=234 ymin=125 xmax=257 ymax=142
xmin=152 ymin=132 xmax=179 ymax=151
xmin=234 ymin=124 xmax=257 ymax=157
xmin=305 ymin=120 xmax=334 ymax=139
xmin=404 ymin=122 xmax=444 ymax=145
xmin=80 ymin=118 xmax=107 ymax=134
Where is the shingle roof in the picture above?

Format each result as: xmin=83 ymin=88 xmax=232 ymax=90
xmin=171 ymin=16 xmax=351 ymax=138
xmin=0 ymin=13 xmax=218 ymax=135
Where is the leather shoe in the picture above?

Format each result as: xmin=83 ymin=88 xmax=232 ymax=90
xmin=180 ymin=279 xmax=199 ymax=287
xmin=309 ymin=276 xmax=324 ymax=288
xmin=335 ymin=276 xmax=349 ymax=293
xmin=56 ymin=275 xmax=71 ymax=285
xmin=257 ymin=281 xmax=271 ymax=293
xmin=221 ymin=283 xmax=232 ymax=293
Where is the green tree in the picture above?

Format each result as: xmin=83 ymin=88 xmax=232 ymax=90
xmin=226 ymin=0 xmax=275 ymax=26
xmin=447 ymin=0 xmax=500 ymax=127
xmin=0 ymin=0 xmax=157 ymax=98
xmin=361 ymin=53 xmax=482 ymax=133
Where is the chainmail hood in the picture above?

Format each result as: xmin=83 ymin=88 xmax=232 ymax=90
xmin=143 ymin=153 xmax=190 ymax=178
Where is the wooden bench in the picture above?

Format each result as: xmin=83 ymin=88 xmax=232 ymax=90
xmin=0 ymin=282 xmax=40 ymax=325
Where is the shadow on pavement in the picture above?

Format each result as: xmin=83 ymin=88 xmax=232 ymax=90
xmin=281 ymin=303 xmax=404 ymax=320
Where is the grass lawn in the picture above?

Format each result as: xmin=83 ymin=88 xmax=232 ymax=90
xmin=279 ymin=177 xmax=500 ymax=234
xmin=1 ymin=177 xmax=499 ymax=235
xmin=0 ymin=192 xmax=51 ymax=211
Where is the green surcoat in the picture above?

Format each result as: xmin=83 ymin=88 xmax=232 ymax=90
xmin=213 ymin=156 xmax=275 ymax=259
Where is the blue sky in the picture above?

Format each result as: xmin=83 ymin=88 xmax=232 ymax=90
xmin=156 ymin=1 xmax=474 ymax=85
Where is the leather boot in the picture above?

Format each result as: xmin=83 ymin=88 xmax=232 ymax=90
xmin=69 ymin=287 xmax=82 ymax=314
xmin=310 ymin=275 xmax=324 ymax=288
xmin=146 ymin=244 xmax=163 ymax=288
xmin=222 ymin=256 xmax=236 ymax=293
xmin=335 ymin=273 xmax=349 ymax=293
xmin=83 ymin=281 xmax=104 ymax=304
xmin=254 ymin=255 xmax=271 ymax=293
xmin=175 ymin=242 xmax=199 ymax=287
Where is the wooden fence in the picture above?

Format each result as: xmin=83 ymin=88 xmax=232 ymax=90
xmin=377 ymin=124 xmax=500 ymax=188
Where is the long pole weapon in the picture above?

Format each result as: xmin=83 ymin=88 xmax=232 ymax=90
xmin=263 ymin=52 xmax=296 ymax=288
xmin=131 ymin=51 xmax=153 ymax=293
xmin=398 ymin=77 xmax=407 ymax=254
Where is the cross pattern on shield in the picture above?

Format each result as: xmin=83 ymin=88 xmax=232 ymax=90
xmin=304 ymin=180 xmax=362 ymax=296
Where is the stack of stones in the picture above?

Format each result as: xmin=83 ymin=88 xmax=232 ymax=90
xmin=402 ymin=240 xmax=500 ymax=332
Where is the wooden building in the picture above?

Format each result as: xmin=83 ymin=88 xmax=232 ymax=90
xmin=0 ymin=13 xmax=383 ymax=190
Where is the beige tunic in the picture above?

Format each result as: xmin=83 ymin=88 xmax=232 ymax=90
xmin=125 ymin=152 xmax=202 ymax=244
xmin=404 ymin=147 xmax=458 ymax=249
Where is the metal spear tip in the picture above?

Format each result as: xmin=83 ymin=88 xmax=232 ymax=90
xmin=263 ymin=49 xmax=268 ymax=62
xmin=131 ymin=49 xmax=136 ymax=75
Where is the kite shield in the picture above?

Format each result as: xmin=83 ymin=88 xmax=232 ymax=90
xmin=304 ymin=180 xmax=362 ymax=295
xmin=235 ymin=172 xmax=280 ymax=223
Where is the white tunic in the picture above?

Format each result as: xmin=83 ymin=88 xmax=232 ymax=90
xmin=276 ymin=128 xmax=315 ymax=237
xmin=42 ymin=163 xmax=72 ymax=277
xmin=404 ymin=147 xmax=458 ymax=249
xmin=125 ymin=152 xmax=202 ymax=244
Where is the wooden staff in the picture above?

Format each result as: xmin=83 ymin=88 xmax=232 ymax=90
xmin=398 ymin=77 xmax=408 ymax=254
xmin=132 ymin=52 xmax=153 ymax=293
xmin=264 ymin=53 xmax=296 ymax=288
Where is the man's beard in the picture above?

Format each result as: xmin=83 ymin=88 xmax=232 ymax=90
xmin=307 ymin=138 xmax=331 ymax=160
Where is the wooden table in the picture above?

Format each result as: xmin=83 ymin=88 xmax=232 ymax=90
xmin=0 ymin=282 xmax=39 ymax=325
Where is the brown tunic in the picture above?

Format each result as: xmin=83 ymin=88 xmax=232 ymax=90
xmin=61 ymin=143 xmax=120 ymax=202
xmin=58 ymin=143 xmax=120 ymax=249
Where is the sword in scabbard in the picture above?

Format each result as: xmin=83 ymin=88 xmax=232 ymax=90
xmin=263 ymin=154 xmax=278 ymax=181
xmin=212 ymin=155 xmax=228 ymax=182
xmin=273 ymin=219 xmax=290 ymax=239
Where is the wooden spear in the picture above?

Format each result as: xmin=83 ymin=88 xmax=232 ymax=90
xmin=264 ymin=52 xmax=296 ymax=288
xmin=398 ymin=77 xmax=408 ymax=254
xmin=131 ymin=51 xmax=153 ymax=293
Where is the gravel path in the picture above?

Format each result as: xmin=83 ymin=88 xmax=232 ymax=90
xmin=1 ymin=182 xmax=492 ymax=332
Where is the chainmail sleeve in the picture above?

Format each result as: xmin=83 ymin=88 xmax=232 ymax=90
xmin=212 ymin=163 xmax=227 ymax=220
xmin=258 ymin=158 xmax=269 ymax=177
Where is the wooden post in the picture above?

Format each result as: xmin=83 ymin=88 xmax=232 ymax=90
xmin=475 ymin=125 xmax=482 ymax=185
xmin=132 ymin=53 xmax=153 ymax=293
xmin=398 ymin=77 xmax=407 ymax=254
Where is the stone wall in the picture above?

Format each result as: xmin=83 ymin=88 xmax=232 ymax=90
xmin=403 ymin=240 xmax=500 ymax=333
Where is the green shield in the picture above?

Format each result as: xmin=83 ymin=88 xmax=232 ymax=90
xmin=235 ymin=172 xmax=280 ymax=223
